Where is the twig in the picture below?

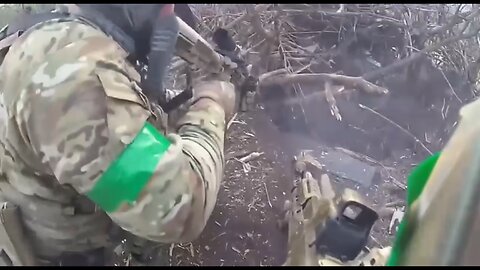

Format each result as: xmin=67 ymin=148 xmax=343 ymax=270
xmin=370 ymin=235 xmax=384 ymax=248
xmin=227 ymin=113 xmax=238 ymax=130
xmin=245 ymin=38 xmax=266 ymax=53
xmin=234 ymin=158 xmax=253 ymax=173
xmin=244 ymin=132 xmax=256 ymax=138
xmin=324 ymin=80 xmax=342 ymax=121
xmin=401 ymin=11 xmax=415 ymax=55
xmin=248 ymin=197 xmax=260 ymax=212
xmin=226 ymin=149 xmax=253 ymax=160
xmin=210 ymin=232 xmax=227 ymax=242
xmin=391 ymin=177 xmax=407 ymax=190
xmin=263 ymin=182 xmax=273 ymax=208
xmin=231 ymin=246 xmax=242 ymax=256
xmin=169 ymin=243 xmax=175 ymax=257
xmin=358 ymin=103 xmax=433 ymax=155
xmin=224 ymin=12 xmax=250 ymax=30
xmin=239 ymin=151 xmax=264 ymax=163
xmin=294 ymin=63 xmax=313 ymax=74
xmin=377 ymin=163 xmax=407 ymax=191
xmin=439 ymin=68 xmax=462 ymax=103
xmin=189 ymin=242 xmax=195 ymax=257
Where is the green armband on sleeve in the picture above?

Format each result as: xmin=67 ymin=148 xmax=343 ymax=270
xmin=86 ymin=122 xmax=171 ymax=212
xmin=387 ymin=152 xmax=441 ymax=266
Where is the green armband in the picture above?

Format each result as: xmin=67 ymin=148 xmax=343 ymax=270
xmin=387 ymin=152 xmax=441 ymax=266
xmin=86 ymin=122 xmax=171 ymax=212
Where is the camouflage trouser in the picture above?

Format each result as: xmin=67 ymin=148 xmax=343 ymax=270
xmin=0 ymin=202 xmax=37 ymax=265
xmin=0 ymin=200 xmax=161 ymax=266
xmin=36 ymin=243 xmax=166 ymax=266
xmin=40 ymin=248 xmax=106 ymax=266
xmin=40 ymin=240 xmax=165 ymax=266
xmin=41 ymin=246 xmax=164 ymax=266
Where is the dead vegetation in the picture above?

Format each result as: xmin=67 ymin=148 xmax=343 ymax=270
xmin=177 ymin=4 xmax=480 ymax=123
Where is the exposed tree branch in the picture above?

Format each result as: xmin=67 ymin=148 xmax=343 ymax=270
xmin=259 ymin=68 xmax=388 ymax=95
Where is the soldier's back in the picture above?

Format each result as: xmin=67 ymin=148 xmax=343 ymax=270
xmin=0 ymin=18 xmax=124 ymax=261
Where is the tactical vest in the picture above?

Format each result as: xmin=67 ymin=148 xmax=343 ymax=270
xmin=0 ymin=13 xmax=162 ymax=266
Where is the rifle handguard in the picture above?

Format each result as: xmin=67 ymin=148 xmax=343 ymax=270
xmin=284 ymin=151 xmax=383 ymax=266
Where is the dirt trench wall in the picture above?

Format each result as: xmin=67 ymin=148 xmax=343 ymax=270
xmin=259 ymin=62 xmax=474 ymax=164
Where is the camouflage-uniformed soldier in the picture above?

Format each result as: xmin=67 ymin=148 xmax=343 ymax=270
xmin=0 ymin=4 xmax=236 ymax=265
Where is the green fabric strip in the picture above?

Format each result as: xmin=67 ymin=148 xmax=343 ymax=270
xmin=87 ymin=122 xmax=171 ymax=212
xmin=386 ymin=152 xmax=440 ymax=266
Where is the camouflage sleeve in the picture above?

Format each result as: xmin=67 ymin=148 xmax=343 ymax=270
xmin=25 ymin=38 xmax=226 ymax=243
xmin=105 ymin=99 xmax=226 ymax=243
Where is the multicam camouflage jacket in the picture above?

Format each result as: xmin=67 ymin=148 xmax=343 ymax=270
xmin=0 ymin=16 xmax=227 ymax=262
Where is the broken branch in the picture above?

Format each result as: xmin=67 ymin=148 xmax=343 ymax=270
xmin=259 ymin=69 xmax=388 ymax=95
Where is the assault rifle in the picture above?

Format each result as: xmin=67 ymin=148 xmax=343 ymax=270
xmin=282 ymin=151 xmax=391 ymax=266
xmin=171 ymin=17 xmax=258 ymax=112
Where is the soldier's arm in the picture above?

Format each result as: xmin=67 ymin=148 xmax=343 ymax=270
xmin=26 ymin=48 xmax=226 ymax=243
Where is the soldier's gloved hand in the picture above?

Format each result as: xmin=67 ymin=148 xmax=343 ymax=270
xmin=192 ymin=75 xmax=237 ymax=121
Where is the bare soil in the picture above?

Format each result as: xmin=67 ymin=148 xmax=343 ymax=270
xmin=156 ymin=106 xmax=408 ymax=266
xmin=153 ymin=55 xmax=473 ymax=266
xmin=159 ymin=110 xmax=290 ymax=266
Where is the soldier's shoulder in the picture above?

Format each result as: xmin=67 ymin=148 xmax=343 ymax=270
xmin=3 ymin=18 xmax=131 ymax=91
xmin=40 ymin=19 xmax=126 ymax=59
xmin=6 ymin=18 xmax=127 ymax=71
xmin=1 ymin=18 xmax=144 ymax=123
